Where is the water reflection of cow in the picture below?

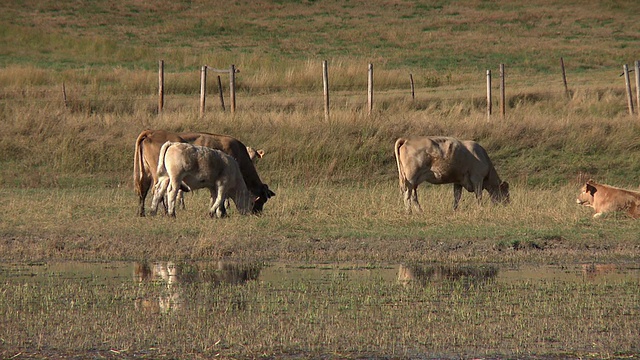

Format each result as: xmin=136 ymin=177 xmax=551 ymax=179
xmin=581 ymin=263 xmax=616 ymax=280
xmin=133 ymin=261 xmax=262 ymax=313
xmin=398 ymin=264 xmax=499 ymax=287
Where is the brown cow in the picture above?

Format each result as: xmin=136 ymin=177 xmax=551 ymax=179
xmin=150 ymin=142 xmax=254 ymax=218
xmin=133 ymin=129 xmax=275 ymax=216
xmin=394 ymin=136 xmax=509 ymax=212
xmin=576 ymin=180 xmax=640 ymax=218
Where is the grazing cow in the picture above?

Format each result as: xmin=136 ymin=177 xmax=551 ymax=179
xmin=150 ymin=142 xmax=255 ymax=218
xmin=133 ymin=129 xmax=275 ymax=216
xmin=576 ymin=180 xmax=640 ymax=218
xmin=394 ymin=136 xmax=509 ymax=212
xmin=177 ymin=145 xmax=265 ymax=210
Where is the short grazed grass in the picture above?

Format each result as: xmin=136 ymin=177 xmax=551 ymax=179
xmin=1 ymin=183 xmax=639 ymax=265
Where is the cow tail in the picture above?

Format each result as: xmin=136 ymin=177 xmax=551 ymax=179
xmin=157 ymin=141 xmax=171 ymax=178
xmin=394 ymin=138 xmax=407 ymax=192
xmin=133 ymin=130 xmax=150 ymax=196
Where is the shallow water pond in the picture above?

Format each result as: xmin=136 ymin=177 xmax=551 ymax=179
xmin=1 ymin=261 xmax=638 ymax=358
xmin=2 ymin=260 xmax=637 ymax=286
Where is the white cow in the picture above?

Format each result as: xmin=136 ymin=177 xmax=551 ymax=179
xmin=394 ymin=136 xmax=509 ymax=212
xmin=150 ymin=141 xmax=254 ymax=218
xmin=177 ymin=146 xmax=265 ymax=210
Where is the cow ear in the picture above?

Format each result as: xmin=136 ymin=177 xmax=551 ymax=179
xmin=262 ymin=184 xmax=275 ymax=198
xmin=586 ymin=183 xmax=597 ymax=196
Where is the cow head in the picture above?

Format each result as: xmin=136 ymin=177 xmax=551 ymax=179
xmin=252 ymin=184 xmax=276 ymax=214
xmin=491 ymin=181 xmax=510 ymax=205
xmin=577 ymin=181 xmax=597 ymax=206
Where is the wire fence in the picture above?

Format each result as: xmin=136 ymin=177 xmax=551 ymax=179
xmin=1 ymin=60 xmax=638 ymax=118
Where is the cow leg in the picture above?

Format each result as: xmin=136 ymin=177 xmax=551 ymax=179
xmin=411 ymin=186 xmax=422 ymax=213
xmin=150 ymin=178 xmax=169 ymax=216
xmin=453 ymin=184 xmax=463 ymax=210
xmin=208 ymin=189 xmax=225 ymax=218
xmin=209 ymin=187 xmax=227 ymax=218
xmin=402 ymin=187 xmax=412 ymax=213
xmin=166 ymin=180 xmax=180 ymax=217
xmin=176 ymin=189 xmax=186 ymax=210
xmin=138 ymin=178 xmax=152 ymax=217
xmin=474 ymin=180 xmax=484 ymax=206
xmin=403 ymin=185 xmax=422 ymax=214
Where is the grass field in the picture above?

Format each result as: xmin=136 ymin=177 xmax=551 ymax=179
xmin=1 ymin=1 xmax=640 ymax=358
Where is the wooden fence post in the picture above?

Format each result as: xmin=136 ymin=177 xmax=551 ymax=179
xmin=486 ymin=70 xmax=492 ymax=118
xmin=217 ymin=75 xmax=225 ymax=111
xmin=367 ymin=63 xmax=373 ymax=115
xmin=635 ymin=60 xmax=640 ymax=116
xmin=62 ymin=82 xmax=68 ymax=109
xmin=500 ymin=64 xmax=506 ymax=118
xmin=409 ymin=73 xmax=415 ymax=101
xmin=623 ymin=64 xmax=634 ymax=115
xmin=323 ymin=60 xmax=330 ymax=120
xmin=209 ymin=66 xmax=239 ymax=112
xmin=230 ymin=64 xmax=236 ymax=114
xmin=560 ymin=57 xmax=570 ymax=99
xmin=200 ymin=65 xmax=207 ymax=117
xmin=158 ymin=60 xmax=164 ymax=113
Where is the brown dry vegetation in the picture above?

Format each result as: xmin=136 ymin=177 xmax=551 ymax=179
xmin=1 ymin=1 xmax=640 ymax=359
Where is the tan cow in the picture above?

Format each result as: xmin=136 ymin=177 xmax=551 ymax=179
xmin=576 ymin=180 xmax=640 ymax=218
xmin=150 ymin=141 xmax=255 ymax=218
xmin=394 ymin=136 xmax=509 ymax=212
xmin=133 ymin=129 xmax=275 ymax=216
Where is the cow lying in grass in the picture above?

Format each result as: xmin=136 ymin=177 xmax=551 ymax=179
xmin=394 ymin=136 xmax=509 ymax=212
xmin=150 ymin=141 xmax=255 ymax=218
xmin=576 ymin=180 xmax=640 ymax=218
